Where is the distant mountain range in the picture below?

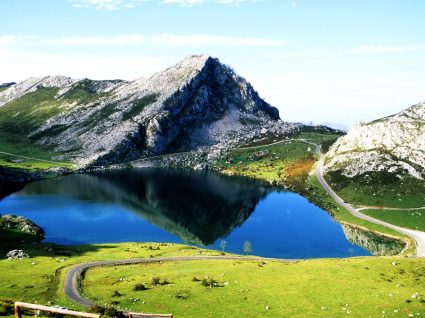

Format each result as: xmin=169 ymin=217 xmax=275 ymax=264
xmin=324 ymin=102 xmax=425 ymax=180
xmin=0 ymin=55 xmax=292 ymax=167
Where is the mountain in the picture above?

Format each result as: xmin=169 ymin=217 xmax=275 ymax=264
xmin=0 ymin=55 xmax=286 ymax=167
xmin=324 ymin=102 xmax=425 ymax=180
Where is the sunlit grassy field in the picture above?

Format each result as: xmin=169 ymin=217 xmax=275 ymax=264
xmin=82 ymin=257 xmax=425 ymax=318
xmin=0 ymin=240 xmax=424 ymax=318
xmin=0 ymin=242 xmax=223 ymax=315
xmin=325 ymin=172 xmax=425 ymax=209
xmin=362 ymin=209 xmax=425 ymax=232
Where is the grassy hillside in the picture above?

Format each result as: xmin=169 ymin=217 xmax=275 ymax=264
xmin=362 ymin=209 xmax=425 ymax=232
xmin=325 ymin=171 xmax=425 ymax=209
xmin=82 ymin=257 xmax=425 ymax=318
xmin=0 ymin=241 xmax=424 ymax=318
xmin=0 ymin=88 xmax=76 ymax=170
xmin=0 ymin=242 xmax=228 ymax=314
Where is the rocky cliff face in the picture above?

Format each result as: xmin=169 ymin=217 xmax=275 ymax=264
xmin=324 ymin=102 xmax=425 ymax=180
xmin=0 ymin=55 xmax=285 ymax=167
xmin=341 ymin=223 xmax=405 ymax=256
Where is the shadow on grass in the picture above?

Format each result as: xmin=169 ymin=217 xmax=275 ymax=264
xmin=0 ymin=231 xmax=116 ymax=259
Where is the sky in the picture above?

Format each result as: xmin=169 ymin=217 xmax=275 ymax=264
xmin=0 ymin=0 xmax=424 ymax=128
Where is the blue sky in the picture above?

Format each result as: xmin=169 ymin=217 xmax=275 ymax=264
xmin=0 ymin=0 xmax=424 ymax=127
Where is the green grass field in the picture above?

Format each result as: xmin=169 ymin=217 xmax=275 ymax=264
xmin=362 ymin=209 xmax=425 ymax=232
xmin=81 ymin=257 xmax=425 ymax=318
xmin=0 ymin=242 xmax=224 ymax=315
xmin=0 ymin=240 xmax=424 ymax=318
xmin=0 ymin=153 xmax=74 ymax=170
xmin=325 ymin=171 xmax=425 ymax=209
xmin=0 ymin=87 xmax=79 ymax=171
xmin=216 ymin=140 xmax=314 ymax=183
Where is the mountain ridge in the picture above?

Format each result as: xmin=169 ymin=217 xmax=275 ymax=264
xmin=324 ymin=101 xmax=425 ymax=180
xmin=0 ymin=55 xmax=287 ymax=167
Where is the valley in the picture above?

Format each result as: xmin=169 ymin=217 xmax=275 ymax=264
xmin=0 ymin=56 xmax=424 ymax=317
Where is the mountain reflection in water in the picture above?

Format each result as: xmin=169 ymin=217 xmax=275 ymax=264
xmin=19 ymin=169 xmax=269 ymax=245
xmin=0 ymin=168 xmax=375 ymax=258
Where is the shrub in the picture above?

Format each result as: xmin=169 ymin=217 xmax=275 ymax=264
xmin=151 ymin=276 xmax=161 ymax=286
xmin=175 ymin=290 xmax=191 ymax=300
xmin=201 ymin=277 xmax=219 ymax=287
xmin=133 ymin=283 xmax=148 ymax=291
xmin=103 ymin=307 xmax=124 ymax=318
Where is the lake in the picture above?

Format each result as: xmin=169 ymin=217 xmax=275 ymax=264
xmin=0 ymin=168 xmax=372 ymax=258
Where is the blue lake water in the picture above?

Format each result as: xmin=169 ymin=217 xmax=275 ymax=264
xmin=0 ymin=168 xmax=371 ymax=258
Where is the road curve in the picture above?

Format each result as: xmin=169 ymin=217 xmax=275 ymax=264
xmin=315 ymin=145 xmax=425 ymax=257
xmin=64 ymin=255 xmax=296 ymax=308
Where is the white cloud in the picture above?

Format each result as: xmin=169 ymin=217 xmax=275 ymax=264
xmin=0 ymin=49 xmax=173 ymax=82
xmin=69 ymin=0 xmax=148 ymax=10
xmin=0 ymin=35 xmax=17 ymax=44
xmin=161 ymin=0 xmax=205 ymax=6
xmin=337 ymin=45 xmax=420 ymax=56
xmin=150 ymin=34 xmax=287 ymax=47
xmin=49 ymin=34 xmax=147 ymax=46
xmin=47 ymin=34 xmax=287 ymax=47
xmin=68 ymin=0 xmax=257 ymax=9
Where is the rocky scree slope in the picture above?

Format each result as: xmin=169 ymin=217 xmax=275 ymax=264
xmin=0 ymin=55 xmax=290 ymax=167
xmin=324 ymin=102 xmax=425 ymax=180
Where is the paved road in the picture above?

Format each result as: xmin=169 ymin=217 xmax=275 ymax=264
xmin=64 ymin=255 xmax=296 ymax=308
xmin=357 ymin=206 xmax=425 ymax=211
xmin=315 ymin=144 xmax=425 ymax=257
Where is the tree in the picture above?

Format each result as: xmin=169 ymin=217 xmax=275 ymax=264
xmin=243 ymin=240 xmax=252 ymax=255
xmin=220 ymin=240 xmax=227 ymax=253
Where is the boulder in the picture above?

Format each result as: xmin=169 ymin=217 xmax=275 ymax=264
xmin=0 ymin=214 xmax=44 ymax=238
xmin=5 ymin=249 xmax=29 ymax=260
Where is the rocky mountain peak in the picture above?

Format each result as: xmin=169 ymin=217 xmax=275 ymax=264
xmin=0 ymin=55 xmax=284 ymax=167
xmin=324 ymin=102 xmax=425 ymax=180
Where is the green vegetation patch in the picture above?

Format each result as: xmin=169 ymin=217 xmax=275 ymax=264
xmin=305 ymin=175 xmax=413 ymax=253
xmin=362 ymin=209 xmax=425 ymax=232
xmin=122 ymin=93 xmax=159 ymax=121
xmin=216 ymin=140 xmax=313 ymax=183
xmin=60 ymin=79 xmax=110 ymax=105
xmin=0 ymin=242 xmax=224 ymax=313
xmin=0 ymin=87 xmax=62 ymax=135
xmin=0 ymin=87 xmax=75 ymax=169
xmin=82 ymin=258 xmax=425 ymax=318
xmin=326 ymin=170 xmax=425 ymax=208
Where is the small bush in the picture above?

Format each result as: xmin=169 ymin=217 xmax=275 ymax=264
xmin=103 ymin=307 xmax=124 ymax=318
xmin=89 ymin=304 xmax=105 ymax=314
xmin=0 ymin=300 xmax=14 ymax=316
xmin=151 ymin=276 xmax=171 ymax=286
xmin=151 ymin=276 xmax=161 ymax=286
xmin=175 ymin=290 xmax=191 ymax=300
xmin=133 ymin=283 xmax=148 ymax=291
xmin=201 ymin=277 xmax=219 ymax=287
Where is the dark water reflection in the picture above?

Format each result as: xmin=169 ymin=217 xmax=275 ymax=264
xmin=0 ymin=168 xmax=372 ymax=258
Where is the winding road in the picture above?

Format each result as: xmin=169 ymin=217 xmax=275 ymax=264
xmin=64 ymin=255 xmax=295 ymax=308
xmin=315 ymin=144 xmax=425 ymax=257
